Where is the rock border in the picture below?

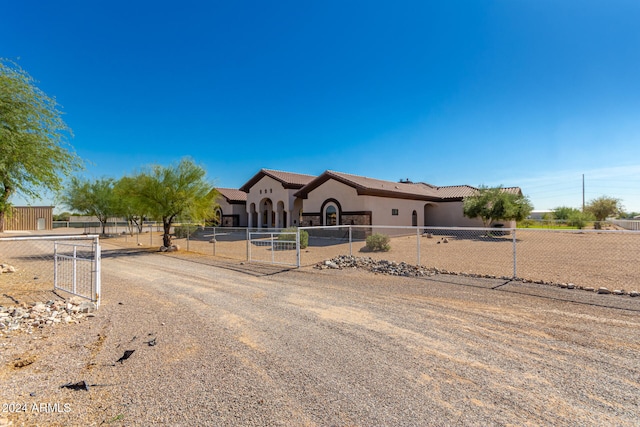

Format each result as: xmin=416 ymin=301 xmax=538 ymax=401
xmin=0 ymin=296 xmax=97 ymax=336
xmin=315 ymin=255 xmax=639 ymax=297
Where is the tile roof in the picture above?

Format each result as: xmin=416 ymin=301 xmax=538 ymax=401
xmin=325 ymin=171 xmax=442 ymax=199
xmin=296 ymin=170 xmax=522 ymax=201
xmin=262 ymin=169 xmax=316 ymax=186
xmin=239 ymin=168 xmax=316 ymax=192
xmin=216 ymin=188 xmax=247 ymax=202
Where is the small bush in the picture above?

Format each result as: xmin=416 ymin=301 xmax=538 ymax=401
xmin=365 ymin=233 xmax=391 ymax=252
xmin=277 ymin=227 xmax=308 ymax=249
xmin=174 ymin=224 xmax=200 ymax=238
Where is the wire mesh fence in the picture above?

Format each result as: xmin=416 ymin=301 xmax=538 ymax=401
xmin=101 ymin=223 xmax=640 ymax=292
xmin=0 ymin=235 xmax=101 ymax=306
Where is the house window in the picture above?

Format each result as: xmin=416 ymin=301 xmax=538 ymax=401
xmin=392 ymin=209 xmax=399 ymax=216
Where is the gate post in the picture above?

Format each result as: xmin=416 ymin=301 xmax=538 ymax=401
xmin=54 ymin=241 xmax=58 ymax=289
xmin=94 ymin=237 xmax=101 ymax=308
xmin=296 ymin=228 xmax=301 ymax=268
xmin=512 ymin=229 xmax=517 ymax=279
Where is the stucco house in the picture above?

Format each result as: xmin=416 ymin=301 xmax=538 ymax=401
xmin=295 ymin=170 xmax=521 ymax=228
xmin=238 ymin=169 xmax=315 ymax=228
xmin=233 ymin=168 xmax=522 ymax=229
xmin=214 ymin=188 xmax=248 ymax=227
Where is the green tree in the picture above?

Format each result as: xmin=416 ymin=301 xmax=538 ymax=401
xmin=552 ymin=206 xmax=580 ymax=221
xmin=463 ymin=186 xmax=533 ymax=228
xmin=113 ymin=176 xmax=148 ymax=234
xmin=60 ymin=177 xmax=118 ymax=235
xmin=585 ymin=196 xmax=622 ymax=222
xmin=131 ymin=158 xmax=218 ymax=248
xmin=0 ymin=59 xmax=82 ymax=231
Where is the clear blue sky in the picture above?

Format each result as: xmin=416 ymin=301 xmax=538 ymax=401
xmin=3 ymin=0 xmax=640 ymax=212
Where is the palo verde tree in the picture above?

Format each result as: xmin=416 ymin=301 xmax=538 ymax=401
xmin=585 ymin=196 xmax=622 ymax=222
xmin=60 ymin=177 xmax=118 ymax=235
xmin=0 ymin=59 xmax=81 ymax=231
xmin=113 ymin=176 xmax=148 ymax=234
xmin=463 ymin=186 xmax=533 ymax=228
xmin=131 ymin=158 xmax=219 ymax=248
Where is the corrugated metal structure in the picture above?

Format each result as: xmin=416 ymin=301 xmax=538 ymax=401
xmin=4 ymin=206 xmax=53 ymax=231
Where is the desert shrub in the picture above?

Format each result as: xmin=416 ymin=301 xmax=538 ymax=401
xmin=277 ymin=227 xmax=308 ymax=249
xmin=365 ymin=233 xmax=391 ymax=252
xmin=173 ymin=224 xmax=200 ymax=238
xmin=567 ymin=211 xmax=592 ymax=229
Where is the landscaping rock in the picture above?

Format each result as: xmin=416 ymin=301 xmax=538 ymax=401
xmin=0 ymin=297 xmax=96 ymax=336
xmin=597 ymin=287 xmax=611 ymax=294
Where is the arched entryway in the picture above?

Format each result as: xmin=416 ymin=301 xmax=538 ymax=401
xmin=249 ymin=203 xmax=258 ymax=228
xmin=424 ymin=203 xmax=437 ymax=226
xmin=260 ymin=198 xmax=275 ymax=228
xmin=276 ymin=201 xmax=286 ymax=228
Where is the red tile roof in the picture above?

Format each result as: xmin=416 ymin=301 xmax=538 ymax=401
xmin=216 ymin=188 xmax=247 ymax=202
xmin=239 ymin=169 xmax=316 ymax=192
xmin=296 ymin=170 xmax=522 ymax=201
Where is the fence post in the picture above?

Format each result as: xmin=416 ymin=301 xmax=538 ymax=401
xmin=271 ymin=233 xmax=275 ymax=264
xmin=150 ymin=223 xmax=153 ymax=246
xmin=94 ymin=237 xmax=101 ymax=308
xmin=296 ymin=228 xmax=301 ymax=268
xmin=54 ymin=241 xmax=58 ymax=290
xmin=213 ymin=227 xmax=217 ymax=256
xmin=187 ymin=223 xmax=190 ymax=252
xmin=417 ymin=226 xmax=421 ymax=266
xmin=512 ymin=229 xmax=517 ymax=279
xmin=72 ymin=245 xmax=77 ymax=295
xmin=246 ymin=228 xmax=250 ymax=261
xmin=349 ymin=226 xmax=353 ymax=257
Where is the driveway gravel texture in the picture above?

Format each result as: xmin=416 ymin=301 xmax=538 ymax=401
xmin=1 ymin=243 xmax=639 ymax=426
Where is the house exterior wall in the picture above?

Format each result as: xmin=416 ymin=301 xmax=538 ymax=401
xmin=298 ymin=178 xmax=512 ymax=229
xmin=5 ymin=206 xmax=53 ymax=231
xmin=245 ymin=175 xmax=299 ymax=228
xmin=216 ymin=197 xmax=248 ymax=227
xmin=301 ymin=180 xmax=363 ymax=212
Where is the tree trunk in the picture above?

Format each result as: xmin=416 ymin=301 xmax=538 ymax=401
xmin=163 ymin=219 xmax=172 ymax=247
xmin=0 ymin=210 xmax=4 ymax=233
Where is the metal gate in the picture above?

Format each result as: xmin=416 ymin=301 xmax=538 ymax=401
xmin=0 ymin=235 xmax=101 ymax=308
xmin=248 ymin=230 xmax=299 ymax=267
xmin=54 ymin=238 xmax=101 ymax=307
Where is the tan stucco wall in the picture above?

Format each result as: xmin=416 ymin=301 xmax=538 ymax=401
xmin=245 ymin=175 xmax=299 ymax=228
xmin=216 ymin=197 xmax=248 ymax=227
xmin=301 ymin=179 xmax=362 ymax=213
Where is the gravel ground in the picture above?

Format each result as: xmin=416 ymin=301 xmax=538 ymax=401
xmin=1 ymin=243 xmax=639 ymax=426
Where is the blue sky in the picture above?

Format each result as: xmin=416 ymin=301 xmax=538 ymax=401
xmin=3 ymin=0 xmax=640 ymax=212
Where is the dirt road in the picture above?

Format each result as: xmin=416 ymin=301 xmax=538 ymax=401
xmin=1 ymin=244 xmax=639 ymax=426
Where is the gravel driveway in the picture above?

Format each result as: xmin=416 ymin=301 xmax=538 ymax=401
xmin=1 ymin=243 xmax=639 ymax=426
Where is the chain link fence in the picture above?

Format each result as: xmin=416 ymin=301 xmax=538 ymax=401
xmin=0 ymin=235 xmax=101 ymax=306
xmin=102 ymin=223 xmax=640 ymax=292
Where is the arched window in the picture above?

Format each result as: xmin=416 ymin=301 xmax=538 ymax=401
xmin=412 ymin=210 xmax=417 ymax=227
xmin=325 ymin=205 xmax=337 ymax=226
